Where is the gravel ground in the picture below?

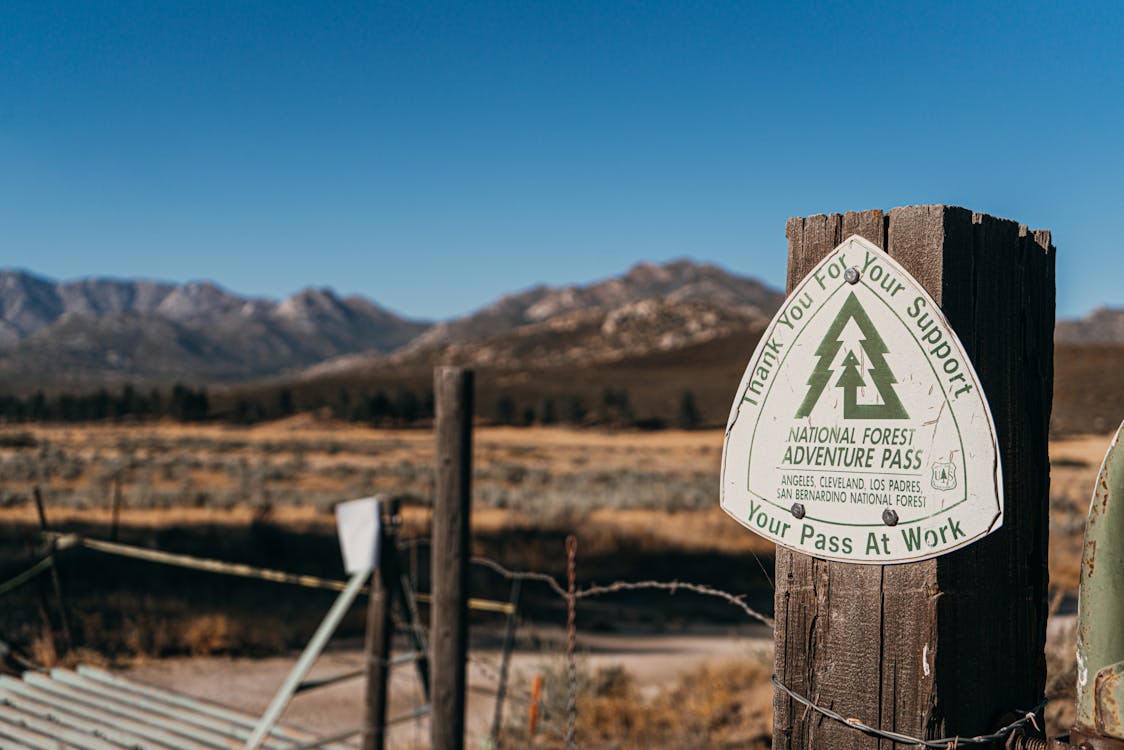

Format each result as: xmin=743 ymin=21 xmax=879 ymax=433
xmin=124 ymin=627 xmax=771 ymax=748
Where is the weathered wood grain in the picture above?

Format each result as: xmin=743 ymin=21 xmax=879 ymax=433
xmin=430 ymin=367 xmax=474 ymax=750
xmin=773 ymin=206 xmax=1053 ymax=749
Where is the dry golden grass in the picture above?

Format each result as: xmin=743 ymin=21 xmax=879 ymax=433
xmin=0 ymin=420 xmax=1113 ymax=747
xmin=580 ymin=660 xmax=772 ymax=749
xmin=0 ymin=420 xmax=725 ymax=518
xmin=509 ymin=656 xmax=773 ymax=750
xmin=0 ymin=421 xmax=1106 ymax=590
xmin=0 ymin=502 xmax=334 ymax=532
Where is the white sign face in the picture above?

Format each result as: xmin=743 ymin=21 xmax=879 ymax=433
xmin=721 ymin=235 xmax=1003 ymax=564
xmin=336 ymin=497 xmax=382 ymax=573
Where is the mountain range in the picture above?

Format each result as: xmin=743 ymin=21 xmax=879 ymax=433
xmin=0 ymin=271 xmax=426 ymax=386
xmin=0 ymin=262 xmax=785 ymax=388
xmin=0 ymin=263 xmax=1119 ymax=436
xmin=304 ymin=260 xmax=783 ymax=378
xmin=402 ymin=259 xmax=782 ymax=354
xmin=1055 ymin=306 xmax=1124 ymax=345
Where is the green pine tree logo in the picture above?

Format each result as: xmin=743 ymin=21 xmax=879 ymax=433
xmin=795 ymin=292 xmax=909 ymax=420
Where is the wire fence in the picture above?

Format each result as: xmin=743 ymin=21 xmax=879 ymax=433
xmin=456 ymin=536 xmax=1047 ymax=750
xmin=0 ymin=528 xmax=1052 ymax=749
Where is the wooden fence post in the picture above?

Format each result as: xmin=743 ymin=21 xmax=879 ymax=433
xmin=34 ymin=487 xmax=73 ymax=654
xmin=361 ymin=498 xmax=399 ymax=750
xmin=431 ymin=367 xmax=474 ymax=750
xmin=773 ymin=207 xmax=1054 ymax=748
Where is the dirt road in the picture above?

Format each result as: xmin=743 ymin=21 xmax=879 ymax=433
xmin=125 ymin=626 xmax=772 ymax=748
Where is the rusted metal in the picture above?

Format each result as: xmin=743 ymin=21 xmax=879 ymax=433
xmin=527 ymin=674 xmax=544 ymax=737
xmin=1075 ymin=422 xmax=1124 ymax=743
xmin=1096 ymin=664 xmax=1124 ymax=740
xmin=1070 ymin=726 xmax=1124 ymax=750
xmin=1005 ymin=729 xmax=1083 ymax=749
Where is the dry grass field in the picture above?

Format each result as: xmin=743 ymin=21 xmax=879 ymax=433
xmin=0 ymin=417 xmax=1099 ymax=577
xmin=0 ymin=423 xmax=775 ymax=688
xmin=0 ymin=419 xmax=1112 ymax=745
xmin=0 ymin=417 xmax=735 ymax=513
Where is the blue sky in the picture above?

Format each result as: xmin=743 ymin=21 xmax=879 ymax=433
xmin=1 ymin=1 xmax=1120 ymax=320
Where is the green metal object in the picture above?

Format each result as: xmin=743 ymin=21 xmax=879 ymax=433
xmin=1076 ymin=421 xmax=1124 ymax=741
xmin=243 ymin=568 xmax=370 ymax=750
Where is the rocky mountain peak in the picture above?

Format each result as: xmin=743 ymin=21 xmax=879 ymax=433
xmin=0 ymin=269 xmax=429 ymax=385
xmin=154 ymin=281 xmax=244 ymax=320
xmin=404 ymin=258 xmax=785 ymax=355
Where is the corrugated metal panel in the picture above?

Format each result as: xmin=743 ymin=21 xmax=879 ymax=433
xmin=0 ymin=666 xmax=352 ymax=750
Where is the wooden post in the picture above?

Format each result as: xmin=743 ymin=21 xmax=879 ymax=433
xmin=110 ymin=473 xmax=123 ymax=542
xmin=430 ymin=367 xmax=473 ymax=750
xmin=361 ymin=499 xmax=399 ymax=750
xmin=21 ymin=529 xmax=58 ymax=665
xmin=773 ymin=207 xmax=1054 ymax=748
xmin=33 ymin=486 xmax=73 ymax=653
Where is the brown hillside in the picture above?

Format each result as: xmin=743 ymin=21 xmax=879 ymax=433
xmin=1051 ymin=342 xmax=1124 ymax=435
xmin=239 ymin=332 xmax=1121 ymax=436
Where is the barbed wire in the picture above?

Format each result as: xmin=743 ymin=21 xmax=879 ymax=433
xmin=19 ymin=530 xmax=1059 ymax=749
xmin=467 ymin=653 xmax=504 ymax=684
xmin=575 ymin=580 xmax=774 ymax=628
xmin=467 ymin=552 xmax=775 ymax=628
xmin=468 ymin=554 xmax=569 ymax=599
xmin=750 ymin=547 xmax=775 ymax=590
xmin=471 ymin=541 xmax=1046 ymax=749
xmin=771 ymin=676 xmax=1048 ymax=748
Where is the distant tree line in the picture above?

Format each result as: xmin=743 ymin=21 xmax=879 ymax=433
xmin=0 ymin=382 xmax=706 ymax=429
xmin=0 ymin=383 xmax=441 ymax=426
xmin=489 ymin=387 xmax=704 ymax=429
xmin=0 ymin=384 xmax=209 ymax=423
xmin=229 ymin=386 xmax=437 ymax=426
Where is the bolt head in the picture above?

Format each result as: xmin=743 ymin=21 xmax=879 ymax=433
xmin=790 ymin=503 xmax=806 ymax=519
xmin=844 ymin=266 xmax=861 ymax=284
xmin=882 ymin=509 xmax=899 ymax=526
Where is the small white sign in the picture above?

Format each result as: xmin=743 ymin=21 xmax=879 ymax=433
xmin=721 ymin=235 xmax=1003 ymax=564
xmin=335 ymin=497 xmax=382 ymax=573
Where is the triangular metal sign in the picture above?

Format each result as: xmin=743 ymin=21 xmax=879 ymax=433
xmin=721 ymin=235 xmax=1003 ymax=564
